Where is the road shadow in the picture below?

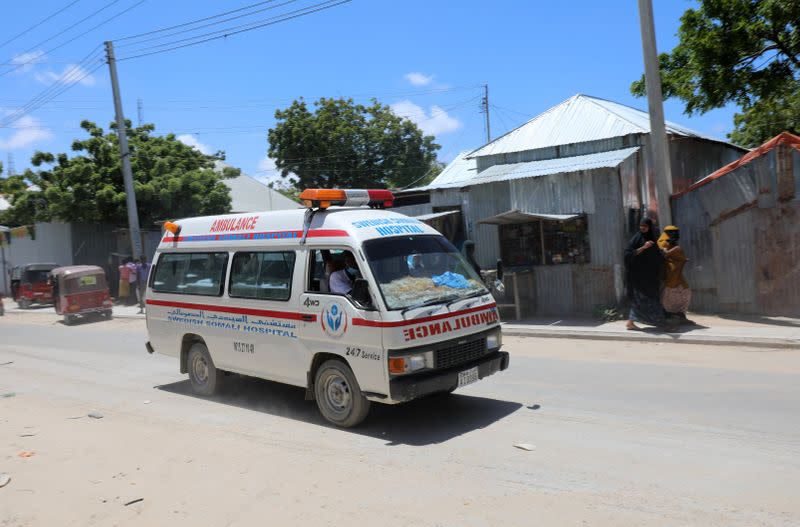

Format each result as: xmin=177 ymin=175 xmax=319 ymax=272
xmin=639 ymin=323 xmax=710 ymax=335
xmin=156 ymin=376 xmax=521 ymax=446
xmin=57 ymin=313 xmax=114 ymax=327
xmin=717 ymin=314 xmax=800 ymax=328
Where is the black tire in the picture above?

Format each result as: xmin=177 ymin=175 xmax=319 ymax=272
xmin=18 ymin=298 xmax=31 ymax=309
xmin=314 ymin=359 xmax=370 ymax=428
xmin=63 ymin=314 xmax=74 ymax=325
xmin=103 ymin=310 xmax=112 ymax=320
xmin=187 ymin=342 xmax=221 ymax=396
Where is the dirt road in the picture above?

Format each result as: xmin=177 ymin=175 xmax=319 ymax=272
xmin=1 ymin=313 xmax=799 ymax=526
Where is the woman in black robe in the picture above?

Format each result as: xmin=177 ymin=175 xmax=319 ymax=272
xmin=625 ymin=217 xmax=666 ymax=329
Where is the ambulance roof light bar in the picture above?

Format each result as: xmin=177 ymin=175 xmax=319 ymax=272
xmin=299 ymin=189 xmax=394 ymax=210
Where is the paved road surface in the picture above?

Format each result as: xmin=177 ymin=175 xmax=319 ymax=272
xmin=1 ymin=314 xmax=798 ymax=526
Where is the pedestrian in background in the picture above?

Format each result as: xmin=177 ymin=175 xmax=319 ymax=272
xmin=624 ymin=217 xmax=668 ymax=330
xmin=658 ymin=225 xmax=693 ymax=324
xmin=126 ymin=258 xmax=138 ymax=306
xmin=118 ymin=259 xmax=130 ymax=305
xmin=136 ymin=256 xmax=151 ymax=314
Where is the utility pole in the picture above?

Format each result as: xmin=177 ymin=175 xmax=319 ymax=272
xmin=637 ymin=0 xmax=673 ymax=226
xmin=105 ymin=41 xmax=143 ymax=260
xmin=6 ymin=153 xmax=15 ymax=176
xmin=137 ymin=97 xmax=144 ymax=127
xmin=481 ymin=84 xmax=491 ymax=144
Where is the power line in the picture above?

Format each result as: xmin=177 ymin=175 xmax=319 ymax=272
xmin=117 ymin=0 xmax=351 ymax=62
xmin=0 ymin=0 xmax=82 ymax=50
xmin=116 ymin=0 xmax=301 ymax=49
xmin=1 ymin=1 xmax=145 ymax=78
xmin=0 ymin=46 xmax=104 ymax=128
xmin=2 ymin=1 xmax=121 ymax=71
xmin=115 ymin=0 xmax=286 ymax=42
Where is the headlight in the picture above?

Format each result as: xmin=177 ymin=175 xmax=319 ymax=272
xmin=388 ymin=351 xmax=433 ymax=374
xmin=486 ymin=330 xmax=502 ymax=350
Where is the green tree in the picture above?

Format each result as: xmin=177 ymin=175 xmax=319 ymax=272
xmin=267 ymin=97 xmax=441 ymax=189
xmin=0 ymin=120 xmax=234 ymax=227
xmin=631 ymin=0 xmax=800 ymax=147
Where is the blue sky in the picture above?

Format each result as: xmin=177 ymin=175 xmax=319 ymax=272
xmin=1 ymin=0 xmax=737 ymax=185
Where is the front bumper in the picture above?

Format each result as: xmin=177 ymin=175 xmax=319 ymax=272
xmin=388 ymin=350 xmax=509 ymax=402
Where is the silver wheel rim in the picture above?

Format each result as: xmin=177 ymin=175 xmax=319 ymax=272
xmin=192 ymin=354 xmax=209 ymax=384
xmin=322 ymin=372 xmax=351 ymax=417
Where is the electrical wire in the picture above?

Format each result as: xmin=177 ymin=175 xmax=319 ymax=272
xmin=116 ymin=0 xmax=301 ymax=49
xmin=2 ymin=1 xmax=120 ymax=69
xmin=0 ymin=0 xmax=83 ymax=50
xmin=115 ymin=0 xmax=286 ymax=42
xmin=117 ymin=0 xmax=351 ymax=62
xmin=0 ymin=46 xmax=104 ymax=128
xmin=1 ymin=1 xmax=145 ymax=78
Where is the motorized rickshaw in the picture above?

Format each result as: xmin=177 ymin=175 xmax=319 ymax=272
xmin=10 ymin=263 xmax=59 ymax=309
xmin=50 ymin=265 xmax=113 ymax=325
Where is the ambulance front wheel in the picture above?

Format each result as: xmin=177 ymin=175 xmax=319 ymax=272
xmin=187 ymin=342 xmax=222 ymax=396
xmin=314 ymin=359 xmax=370 ymax=428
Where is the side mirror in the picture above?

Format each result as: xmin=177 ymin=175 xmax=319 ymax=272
xmin=496 ymin=259 xmax=504 ymax=281
xmin=350 ymin=278 xmax=373 ymax=308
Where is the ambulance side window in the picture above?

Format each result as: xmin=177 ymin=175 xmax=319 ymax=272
xmin=229 ymin=251 xmax=295 ymax=301
xmin=151 ymin=252 xmax=228 ymax=296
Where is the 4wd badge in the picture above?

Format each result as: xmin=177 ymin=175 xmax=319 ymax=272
xmin=321 ymin=302 xmax=348 ymax=338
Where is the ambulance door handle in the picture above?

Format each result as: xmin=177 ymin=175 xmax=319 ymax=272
xmin=300 ymin=314 xmax=314 ymax=322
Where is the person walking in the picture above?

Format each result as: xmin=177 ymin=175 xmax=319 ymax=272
xmin=118 ymin=259 xmax=130 ymax=305
xmin=135 ymin=256 xmax=151 ymax=314
xmin=625 ymin=217 xmax=668 ymax=330
xmin=126 ymin=258 xmax=138 ymax=306
xmin=658 ymin=225 xmax=693 ymax=324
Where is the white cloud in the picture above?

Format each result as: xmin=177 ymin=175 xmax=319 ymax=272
xmin=404 ymin=72 xmax=434 ymax=86
xmin=256 ymin=155 xmax=297 ymax=187
xmin=34 ymin=63 xmax=95 ymax=87
xmin=0 ymin=115 xmax=53 ymax=150
xmin=390 ymin=100 xmax=463 ymax=136
xmin=176 ymin=134 xmax=211 ymax=155
xmin=11 ymin=50 xmax=46 ymax=73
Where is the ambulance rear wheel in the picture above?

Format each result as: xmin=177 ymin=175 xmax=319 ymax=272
xmin=187 ymin=343 xmax=221 ymax=396
xmin=314 ymin=359 xmax=370 ymax=428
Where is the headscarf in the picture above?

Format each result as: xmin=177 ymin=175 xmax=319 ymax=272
xmin=624 ymin=217 xmax=663 ymax=299
xmin=658 ymin=225 xmax=679 ymax=250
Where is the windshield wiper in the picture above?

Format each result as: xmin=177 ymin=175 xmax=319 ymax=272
xmin=445 ymin=288 xmax=489 ymax=310
xmin=401 ymin=294 xmax=459 ymax=316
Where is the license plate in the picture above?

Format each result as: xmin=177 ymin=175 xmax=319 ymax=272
xmin=457 ymin=366 xmax=479 ymax=388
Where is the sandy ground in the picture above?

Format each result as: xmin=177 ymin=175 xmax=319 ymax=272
xmin=1 ymin=313 xmax=799 ymax=526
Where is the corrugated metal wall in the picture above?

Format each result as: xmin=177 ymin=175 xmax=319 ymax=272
xmin=466 ymin=181 xmax=510 ymax=269
xmin=391 ymin=203 xmax=434 ymax=218
xmin=8 ymin=222 xmax=73 ymax=268
xmin=673 ymin=144 xmax=800 ymax=316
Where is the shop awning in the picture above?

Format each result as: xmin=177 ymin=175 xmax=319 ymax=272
xmin=478 ymin=209 xmax=582 ymax=225
xmin=413 ymin=210 xmax=460 ymax=221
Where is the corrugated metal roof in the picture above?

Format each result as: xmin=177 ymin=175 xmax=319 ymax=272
xmin=407 ymin=151 xmax=477 ymax=191
xmin=478 ymin=210 xmax=581 ymax=225
xmin=461 ymin=147 xmax=639 ymax=187
xmin=469 ymin=94 xmax=730 ymax=158
xmin=413 ymin=210 xmax=460 ymax=221
xmin=0 ymin=195 xmax=10 ymax=211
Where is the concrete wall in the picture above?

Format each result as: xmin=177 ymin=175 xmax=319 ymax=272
xmin=7 ymin=222 xmax=73 ymax=270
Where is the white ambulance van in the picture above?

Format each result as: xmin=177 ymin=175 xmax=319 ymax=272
xmin=145 ymin=189 xmax=508 ymax=427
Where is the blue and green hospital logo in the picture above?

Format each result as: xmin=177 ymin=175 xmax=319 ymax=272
xmin=322 ymin=302 xmax=348 ymax=338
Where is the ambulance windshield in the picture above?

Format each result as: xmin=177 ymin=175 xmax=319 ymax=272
xmin=362 ymin=235 xmax=487 ymax=310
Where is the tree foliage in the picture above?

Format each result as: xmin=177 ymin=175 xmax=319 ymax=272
xmin=631 ymin=0 xmax=800 ymax=147
xmin=267 ymin=97 xmax=441 ymax=189
xmin=0 ymin=121 xmax=234 ymax=227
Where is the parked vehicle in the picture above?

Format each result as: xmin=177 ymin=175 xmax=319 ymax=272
xmin=146 ymin=188 xmax=509 ymax=427
xmin=50 ymin=265 xmax=113 ymax=325
xmin=0 ymin=293 xmax=5 ymax=316
xmin=11 ymin=263 xmax=58 ymax=309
